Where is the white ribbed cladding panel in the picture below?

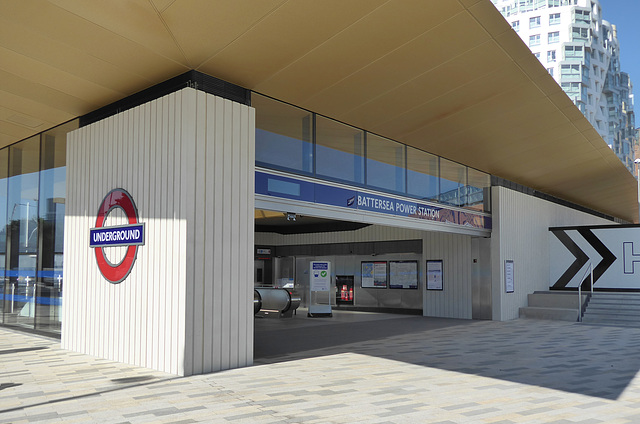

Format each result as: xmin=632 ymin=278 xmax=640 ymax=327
xmin=423 ymin=232 xmax=472 ymax=319
xmin=62 ymin=88 xmax=255 ymax=376
xmin=490 ymin=186 xmax=613 ymax=321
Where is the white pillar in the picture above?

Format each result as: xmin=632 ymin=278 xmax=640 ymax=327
xmin=62 ymin=88 xmax=255 ymax=375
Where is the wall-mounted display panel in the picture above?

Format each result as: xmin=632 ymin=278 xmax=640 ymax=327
xmin=389 ymin=260 xmax=418 ymax=289
xmin=505 ymin=260 xmax=515 ymax=293
xmin=361 ymin=261 xmax=387 ymax=288
xmin=426 ymin=260 xmax=444 ymax=291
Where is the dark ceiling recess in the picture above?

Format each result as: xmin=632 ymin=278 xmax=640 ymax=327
xmin=255 ymin=213 xmax=370 ymax=235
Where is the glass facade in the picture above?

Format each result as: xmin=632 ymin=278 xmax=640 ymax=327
xmin=1 ymin=92 xmax=490 ymax=336
xmin=365 ymin=133 xmax=405 ymax=194
xmin=316 ymin=116 xmax=365 ymax=184
xmin=252 ymin=92 xmax=491 ymax=212
xmin=0 ymin=120 xmax=76 ymax=335
xmin=254 ymin=94 xmax=313 ymax=175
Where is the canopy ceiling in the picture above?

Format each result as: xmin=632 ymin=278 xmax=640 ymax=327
xmin=0 ymin=0 xmax=636 ymax=221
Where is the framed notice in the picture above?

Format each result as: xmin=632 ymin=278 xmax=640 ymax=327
xmin=361 ymin=261 xmax=387 ymax=288
xmin=426 ymin=260 xmax=444 ymax=291
xmin=505 ymin=260 xmax=514 ymax=293
xmin=389 ymin=260 xmax=418 ymax=289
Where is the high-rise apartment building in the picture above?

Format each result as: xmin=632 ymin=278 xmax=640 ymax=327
xmin=492 ymin=0 xmax=637 ymax=172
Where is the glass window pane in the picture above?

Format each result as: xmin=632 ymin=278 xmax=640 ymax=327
xmin=366 ymin=134 xmax=405 ymax=193
xmin=316 ymin=116 xmax=364 ymax=184
xmin=253 ymin=93 xmax=313 ymax=174
xmin=6 ymin=135 xmax=40 ymax=329
xmin=466 ymin=168 xmax=491 ymax=212
xmin=0 ymin=149 xmax=7 ymax=322
xmin=35 ymin=121 xmax=75 ymax=332
xmin=439 ymin=158 xmax=466 ymax=207
xmin=406 ymin=147 xmax=439 ymax=201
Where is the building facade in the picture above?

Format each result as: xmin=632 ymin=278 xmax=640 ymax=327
xmin=0 ymin=1 xmax=638 ymax=377
xmin=0 ymin=73 xmax=619 ymax=375
xmin=492 ymin=0 xmax=637 ymax=172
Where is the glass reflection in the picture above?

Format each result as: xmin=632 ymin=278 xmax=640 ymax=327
xmin=407 ymin=147 xmax=439 ymax=201
xmin=0 ymin=119 xmax=74 ymax=334
xmin=316 ymin=116 xmax=365 ymax=184
xmin=439 ymin=158 xmax=467 ymax=207
xmin=366 ymin=134 xmax=405 ymax=193
xmin=0 ymin=149 xmax=7 ymax=322
xmin=254 ymin=93 xmax=313 ymax=174
xmin=36 ymin=131 xmax=66 ymax=332
xmin=467 ymin=168 xmax=491 ymax=212
xmin=5 ymin=136 xmax=40 ymax=329
xmin=251 ymin=92 xmax=491 ymax=213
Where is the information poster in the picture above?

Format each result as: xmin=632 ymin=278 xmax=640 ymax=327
xmin=310 ymin=261 xmax=330 ymax=292
xmin=505 ymin=260 xmax=514 ymax=293
xmin=361 ymin=261 xmax=387 ymax=288
xmin=389 ymin=261 xmax=418 ymax=289
xmin=426 ymin=260 xmax=444 ymax=290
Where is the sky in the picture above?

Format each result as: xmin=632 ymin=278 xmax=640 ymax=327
xmin=599 ymin=0 xmax=640 ymax=92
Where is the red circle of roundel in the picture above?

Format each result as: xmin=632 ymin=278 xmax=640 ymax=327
xmin=94 ymin=188 xmax=140 ymax=284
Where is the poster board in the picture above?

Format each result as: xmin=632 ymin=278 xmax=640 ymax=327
xmin=309 ymin=261 xmax=332 ymax=316
xmin=361 ymin=261 xmax=387 ymax=288
xmin=505 ymin=260 xmax=514 ymax=293
xmin=389 ymin=260 xmax=418 ymax=289
xmin=426 ymin=260 xmax=444 ymax=291
xmin=310 ymin=261 xmax=330 ymax=291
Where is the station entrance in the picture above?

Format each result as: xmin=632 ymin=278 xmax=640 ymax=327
xmin=253 ymin=206 xmax=493 ymax=359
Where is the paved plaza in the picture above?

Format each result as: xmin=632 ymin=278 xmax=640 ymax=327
xmin=3 ymin=312 xmax=640 ymax=423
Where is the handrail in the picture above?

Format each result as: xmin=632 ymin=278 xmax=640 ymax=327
xmin=577 ymin=263 xmax=593 ymax=322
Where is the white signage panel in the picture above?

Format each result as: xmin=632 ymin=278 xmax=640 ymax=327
xmin=310 ymin=261 xmax=330 ymax=292
xmin=426 ymin=260 xmax=443 ymax=290
xmin=309 ymin=261 xmax=332 ymax=316
xmin=550 ymin=225 xmax=640 ymax=290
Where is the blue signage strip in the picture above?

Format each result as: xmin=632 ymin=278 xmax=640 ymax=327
xmin=90 ymin=223 xmax=145 ymax=248
xmin=256 ymin=171 xmax=491 ymax=230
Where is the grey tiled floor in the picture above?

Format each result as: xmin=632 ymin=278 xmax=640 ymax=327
xmin=3 ymin=312 xmax=640 ymax=423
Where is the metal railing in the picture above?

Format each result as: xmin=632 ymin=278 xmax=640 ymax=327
xmin=577 ymin=263 xmax=593 ymax=322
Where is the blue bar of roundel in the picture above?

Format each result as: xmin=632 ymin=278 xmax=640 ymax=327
xmin=90 ymin=224 xmax=145 ymax=247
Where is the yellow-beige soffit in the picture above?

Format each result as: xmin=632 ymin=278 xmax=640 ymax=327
xmin=0 ymin=0 xmax=635 ymax=221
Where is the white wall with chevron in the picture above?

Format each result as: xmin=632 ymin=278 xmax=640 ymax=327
xmin=490 ymin=186 xmax=613 ymax=321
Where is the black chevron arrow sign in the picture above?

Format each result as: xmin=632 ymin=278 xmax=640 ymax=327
xmin=551 ymin=229 xmax=588 ymax=289
xmin=551 ymin=228 xmax=617 ymax=289
xmin=577 ymin=228 xmax=617 ymax=290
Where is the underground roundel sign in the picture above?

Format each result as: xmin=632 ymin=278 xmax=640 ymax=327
xmin=89 ymin=188 xmax=145 ymax=284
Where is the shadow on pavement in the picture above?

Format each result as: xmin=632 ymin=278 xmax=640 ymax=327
xmin=254 ymin=313 xmax=640 ymax=400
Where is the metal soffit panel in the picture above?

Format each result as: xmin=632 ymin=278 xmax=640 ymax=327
xmin=0 ymin=0 xmax=635 ymax=221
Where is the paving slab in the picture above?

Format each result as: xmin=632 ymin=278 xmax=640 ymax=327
xmin=3 ymin=316 xmax=640 ymax=422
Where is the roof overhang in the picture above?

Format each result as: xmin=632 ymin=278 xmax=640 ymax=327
xmin=0 ymin=0 xmax=636 ymax=221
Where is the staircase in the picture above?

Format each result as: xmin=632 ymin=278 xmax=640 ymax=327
xmin=581 ymin=292 xmax=640 ymax=327
xmin=519 ymin=291 xmax=584 ymax=322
